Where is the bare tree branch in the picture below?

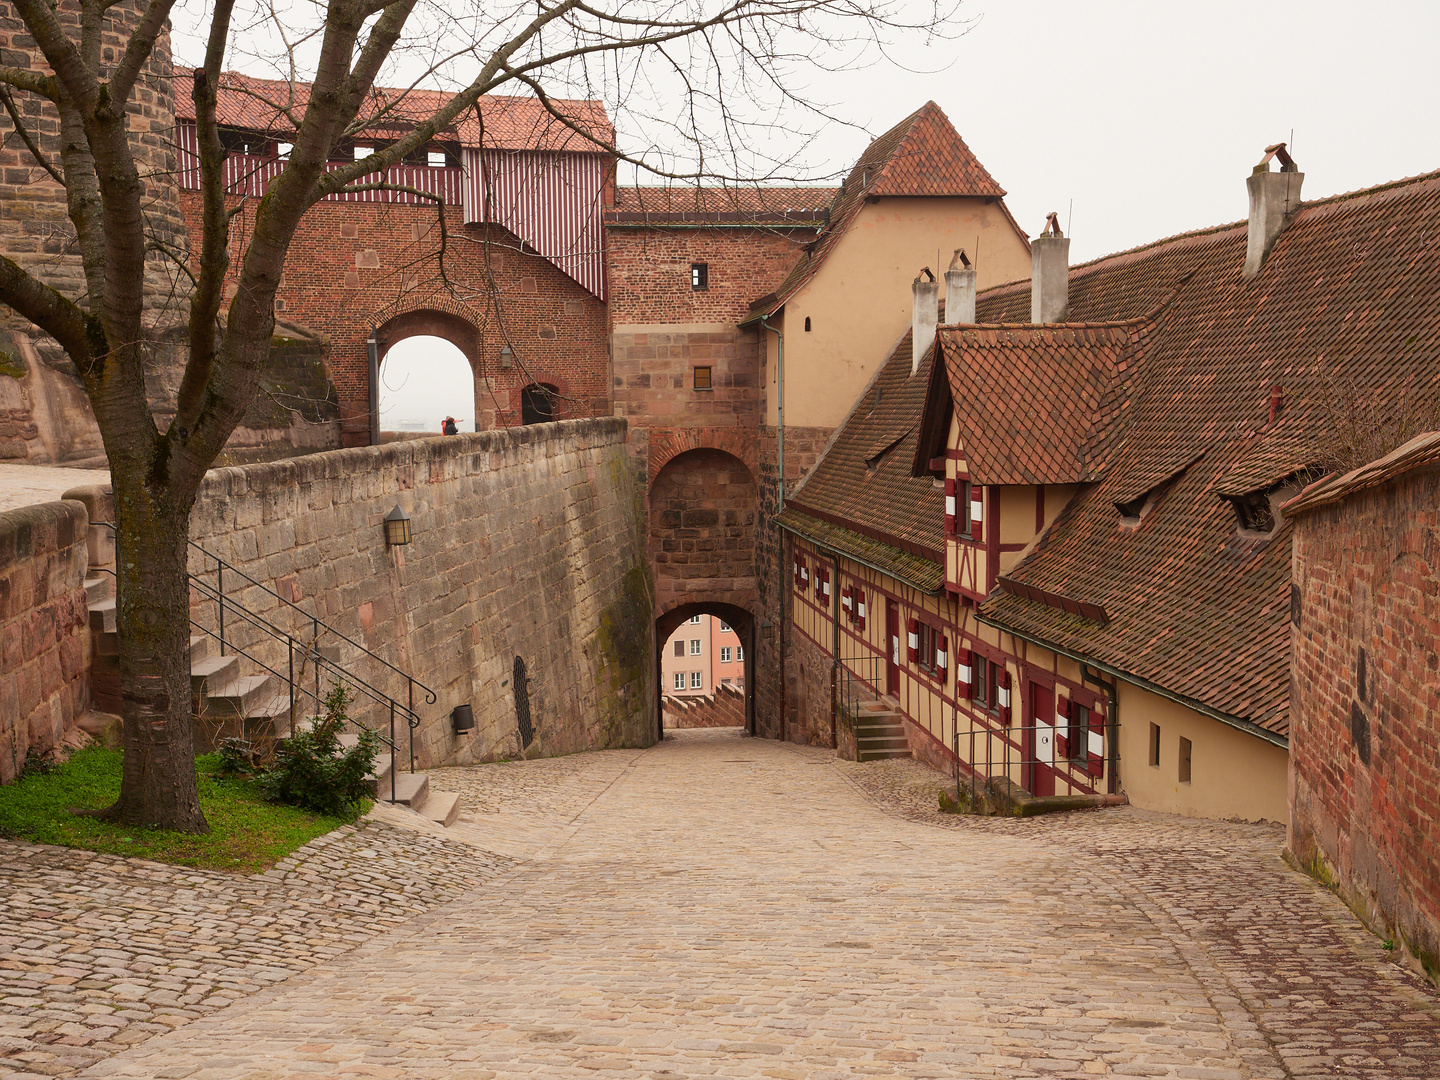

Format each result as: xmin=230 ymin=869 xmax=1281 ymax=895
xmin=0 ymin=84 xmax=64 ymax=183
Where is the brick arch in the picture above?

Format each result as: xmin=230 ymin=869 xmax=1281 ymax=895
xmin=654 ymin=600 xmax=757 ymax=741
xmin=647 ymin=427 xmax=758 ymax=490
xmin=370 ymin=293 xmax=486 ymax=368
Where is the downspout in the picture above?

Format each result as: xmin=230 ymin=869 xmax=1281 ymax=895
xmin=1083 ymin=664 xmax=1120 ymax=796
xmin=760 ymin=314 xmax=786 ymax=741
xmin=366 ymin=329 xmax=380 ymax=446
xmin=827 ymin=546 xmax=841 ymax=749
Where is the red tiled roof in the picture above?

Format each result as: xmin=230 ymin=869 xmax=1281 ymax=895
xmin=968 ymin=168 xmax=1440 ymax=741
xmin=1285 ymin=429 xmax=1440 ymax=514
xmin=746 ymin=102 xmax=1009 ymax=320
xmin=938 ymin=322 xmax=1147 ymax=485
xmin=174 ymin=71 xmax=612 ymax=152
xmin=781 ymin=320 xmax=946 ymax=586
xmin=607 ymin=185 xmax=836 ymax=225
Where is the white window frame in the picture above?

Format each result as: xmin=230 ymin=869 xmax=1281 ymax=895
xmin=689 ymin=639 xmax=702 ymax=655
xmin=688 ymin=615 xmax=702 ymax=624
xmin=690 ymin=671 xmax=703 ymax=689
xmin=673 ymin=672 xmax=686 ymax=691
xmin=736 ymin=645 xmax=744 ymax=662
xmin=720 ymin=646 xmax=732 ymax=663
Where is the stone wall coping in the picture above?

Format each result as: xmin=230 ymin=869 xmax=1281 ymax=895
xmin=0 ymin=500 xmax=88 ymax=573
xmin=198 ymin=417 xmax=628 ymax=498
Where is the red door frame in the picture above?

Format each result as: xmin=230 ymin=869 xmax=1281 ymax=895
xmin=1025 ymin=680 xmax=1056 ymax=797
xmin=885 ymin=600 xmax=900 ymax=697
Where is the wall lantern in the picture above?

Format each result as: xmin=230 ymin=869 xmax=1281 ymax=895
xmin=498 ymin=344 xmax=514 ymax=369
xmin=384 ymin=504 xmax=412 ymax=547
xmin=451 ymin=703 xmax=475 ymax=735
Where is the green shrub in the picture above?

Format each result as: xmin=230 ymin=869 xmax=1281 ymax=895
xmin=259 ymin=683 xmax=379 ymax=817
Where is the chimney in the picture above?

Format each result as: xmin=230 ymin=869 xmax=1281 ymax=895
xmin=1245 ymin=142 xmax=1303 ymax=277
xmin=1030 ymin=212 xmax=1069 ymax=323
xmin=944 ymin=249 xmax=976 ymax=324
xmin=912 ymin=267 xmax=938 ymax=375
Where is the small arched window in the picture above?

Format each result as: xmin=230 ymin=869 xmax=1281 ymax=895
xmin=520 ymin=383 xmax=558 ymax=425
xmin=804 ymin=316 xmax=812 ymax=332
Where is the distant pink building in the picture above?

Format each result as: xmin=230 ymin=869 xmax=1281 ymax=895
xmin=660 ymin=614 xmax=744 ymax=696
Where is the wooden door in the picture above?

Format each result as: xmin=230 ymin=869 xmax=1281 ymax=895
xmin=885 ymin=600 xmax=900 ymax=697
xmin=1026 ymin=680 xmax=1056 ymax=796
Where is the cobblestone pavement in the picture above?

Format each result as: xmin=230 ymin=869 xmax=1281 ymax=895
xmin=0 ymin=465 xmax=110 ymax=514
xmin=2 ymin=728 xmax=1440 ymax=1080
xmin=37 ymin=727 xmax=1433 ymax=1080
xmin=0 ymin=812 xmax=511 ymax=1078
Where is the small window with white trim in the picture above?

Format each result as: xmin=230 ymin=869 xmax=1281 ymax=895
xmin=1068 ymin=703 xmax=1090 ymax=764
xmin=673 ymin=671 xmax=686 ymax=691
xmin=689 ymin=639 xmax=702 ymax=655
xmin=690 ymin=671 xmax=703 ymax=689
xmin=720 ymin=646 xmax=732 ymax=663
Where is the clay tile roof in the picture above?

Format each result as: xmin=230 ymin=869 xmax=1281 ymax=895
xmin=1285 ymin=429 xmax=1440 ymax=514
xmin=605 ymin=185 xmax=836 ymax=226
xmin=778 ymin=320 xmax=947 ymax=590
xmin=746 ymin=102 xmax=1008 ymax=321
xmin=940 ymin=322 xmax=1147 ymax=485
xmin=967 ymin=167 xmax=1440 ymax=742
xmin=174 ymin=71 xmax=613 ymax=152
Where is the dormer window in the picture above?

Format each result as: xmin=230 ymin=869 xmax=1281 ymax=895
xmin=1224 ymin=469 xmax=1318 ymax=539
xmin=1232 ymin=491 xmax=1275 ymax=533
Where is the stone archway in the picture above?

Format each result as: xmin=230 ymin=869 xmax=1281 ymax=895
xmin=655 ymin=600 xmax=758 ymax=741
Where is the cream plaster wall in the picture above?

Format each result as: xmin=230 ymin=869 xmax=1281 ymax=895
xmin=1116 ymin=683 xmax=1288 ymax=823
xmin=764 ymin=197 xmax=1030 ymax=429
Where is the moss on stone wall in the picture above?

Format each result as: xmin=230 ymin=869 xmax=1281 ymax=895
xmin=0 ymin=349 xmax=26 ymax=380
xmin=594 ymin=562 xmax=655 ymax=748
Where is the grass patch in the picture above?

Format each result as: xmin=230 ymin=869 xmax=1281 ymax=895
xmin=0 ymin=748 xmax=366 ymax=873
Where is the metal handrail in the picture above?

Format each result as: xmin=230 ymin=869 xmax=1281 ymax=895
xmin=92 ymin=523 xmax=431 ymax=791
xmin=93 ymin=522 xmax=438 ymax=715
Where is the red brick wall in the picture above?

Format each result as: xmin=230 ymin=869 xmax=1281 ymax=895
xmin=1290 ymin=463 xmax=1440 ymax=981
xmin=606 ymin=226 xmax=809 ymax=326
xmin=176 ymin=197 xmax=610 ymax=442
xmin=649 ymin=448 xmax=756 ymax=616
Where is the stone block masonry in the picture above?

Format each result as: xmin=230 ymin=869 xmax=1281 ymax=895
xmin=0 ymin=500 xmax=90 ymax=782
xmin=187 ymin=417 xmax=655 ymax=766
xmin=663 ymin=683 xmax=745 ymax=728
xmin=1289 ymin=458 xmax=1440 ymax=983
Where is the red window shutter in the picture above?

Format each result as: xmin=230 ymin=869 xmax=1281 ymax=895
xmin=956 ymin=646 xmax=972 ymax=697
xmin=1087 ymin=705 xmax=1106 ymax=778
xmin=998 ymin=667 xmax=1011 ymax=724
xmin=944 ymin=478 xmax=957 ymax=536
xmin=1055 ymin=695 xmax=1072 ymax=759
xmin=855 ymin=589 xmax=866 ymax=629
xmin=906 ymin=617 xmax=919 ymax=663
xmin=936 ymin=634 xmax=948 ymax=678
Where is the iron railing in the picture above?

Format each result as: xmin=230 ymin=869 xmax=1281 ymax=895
xmin=95 ymin=524 xmax=437 ymax=799
xmin=954 ymin=716 xmax=1100 ymax=812
xmin=834 ymin=652 xmax=887 ymax=744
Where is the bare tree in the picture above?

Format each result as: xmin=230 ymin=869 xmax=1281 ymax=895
xmin=0 ymin=0 xmax=955 ymax=830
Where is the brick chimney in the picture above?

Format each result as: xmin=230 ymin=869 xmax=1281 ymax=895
xmin=1030 ymin=212 xmax=1069 ymax=323
xmin=912 ymin=267 xmax=938 ymax=375
xmin=1245 ymin=142 xmax=1303 ymax=277
xmin=944 ymin=249 xmax=976 ymax=324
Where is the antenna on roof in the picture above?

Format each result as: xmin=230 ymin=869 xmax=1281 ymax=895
xmin=1067 ymin=198 xmax=1073 ymax=237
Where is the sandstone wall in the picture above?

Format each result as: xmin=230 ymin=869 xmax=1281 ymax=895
xmin=662 ymin=683 xmax=745 ymax=729
xmin=0 ymin=500 xmax=91 ymax=781
xmin=187 ymin=417 xmax=654 ymax=766
xmin=1290 ymin=461 xmax=1440 ymax=982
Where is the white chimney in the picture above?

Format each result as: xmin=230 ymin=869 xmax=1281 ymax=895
xmin=912 ymin=268 xmax=938 ymax=375
xmin=1030 ymin=212 xmax=1069 ymax=324
xmin=944 ymin=249 xmax=976 ymax=324
xmin=1245 ymin=142 xmax=1304 ymax=277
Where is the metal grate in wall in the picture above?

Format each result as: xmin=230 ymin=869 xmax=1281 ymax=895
xmin=514 ymin=655 xmax=535 ymax=749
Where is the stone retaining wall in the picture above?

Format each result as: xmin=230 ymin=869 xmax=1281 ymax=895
xmin=187 ymin=417 xmax=655 ymax=766
xmin=663 ymin=683 xmax=745 ymax=729
xmin=0 ymin=500 xmax=90 ymax=781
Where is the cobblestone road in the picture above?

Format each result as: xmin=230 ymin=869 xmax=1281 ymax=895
xmin=4 ymin=728 xmax=1437 ymax=1079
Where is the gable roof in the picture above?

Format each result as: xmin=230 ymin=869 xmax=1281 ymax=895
xmin=777 ymin=322 xmax=946 ymax=592
xmin=174 ymin=71 xmax=613 ymax=152
xmin=936 ymin=321 xmax=1148 ymax=485
xmin=744 ymin=102 xmax=1011 ymax=322
xmin=969 ymin=168 xmax=1440 ymax=742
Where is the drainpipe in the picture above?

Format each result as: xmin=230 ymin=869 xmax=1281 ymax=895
xmin=366 ymin=329 xmax=380 ymax=446
xmin=1083 ymin=663 xmax=1120 ymax=796
xmin=760 ymin=314 xmax=786 ymax=741
xmin=827 ymin=546 xmax=841 ymax=749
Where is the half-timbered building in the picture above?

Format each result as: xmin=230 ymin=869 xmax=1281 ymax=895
xmin=780 ymin=150 xmax=1440 ymax=821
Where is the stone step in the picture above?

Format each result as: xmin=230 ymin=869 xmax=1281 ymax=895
xmin=191 ymin=654 xmax=240 ymax=694
xmin=83 ymin=574 xmax=113 ymax=606
xmin=385 ymin=770 xmax=430 ymax=809
xmin=856 ymin=721 xmax=907 ymax=739
xmin=88 ymin=597 xmax=116 ymax=634
xmin=203 ymin=674 xmax=275 ymax=718
xmin=419 ymin=790 xmax=462 ymax=827
xmin=858 ymin=735 xmax=911 ymax=751
xmin=858 ymin=748 xmax=913 ymax=761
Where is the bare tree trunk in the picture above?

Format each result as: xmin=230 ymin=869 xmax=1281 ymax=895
xmin=100 ymin=464 xmax=208 ymax=833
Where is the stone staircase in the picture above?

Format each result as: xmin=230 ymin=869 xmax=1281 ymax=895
xmin=853 ymin=698 xmax=913 ymax=762
xmin=84 ymin=558 xmax=460 ymax=828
